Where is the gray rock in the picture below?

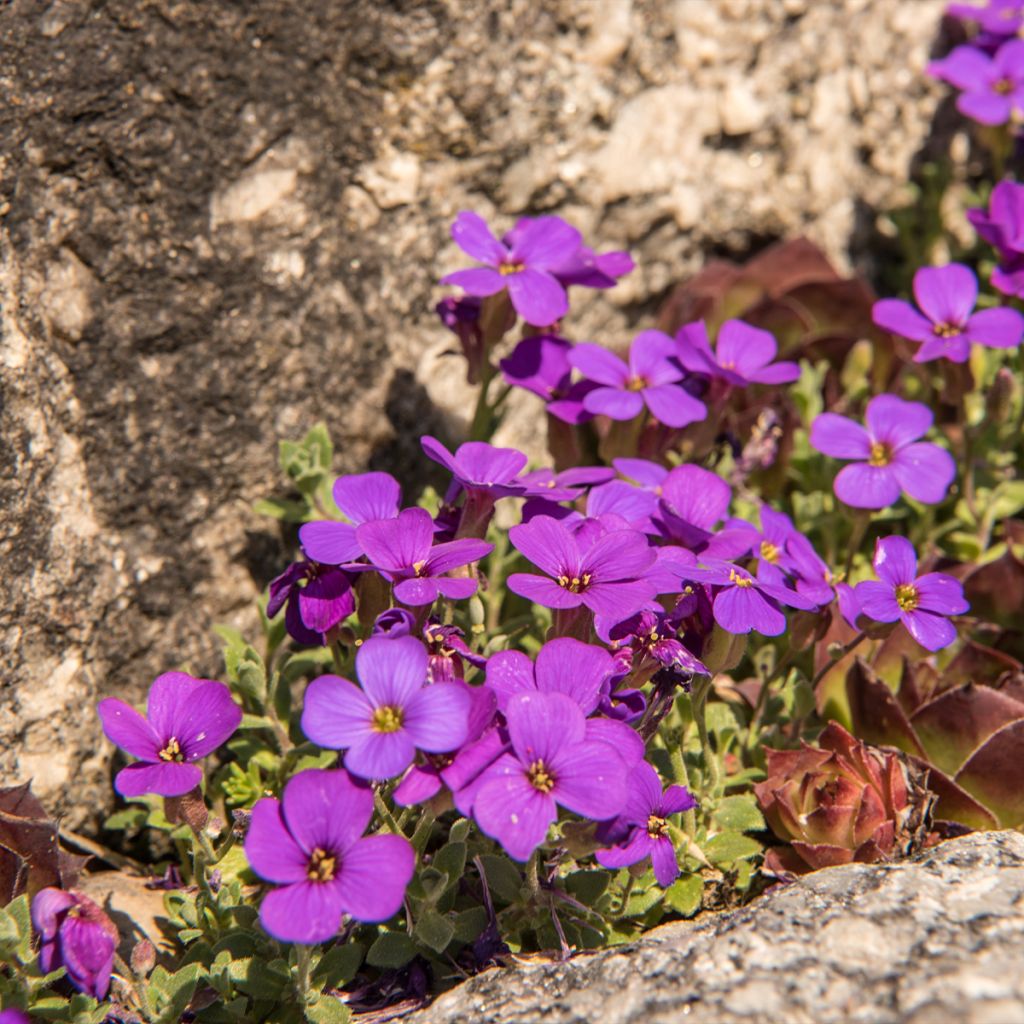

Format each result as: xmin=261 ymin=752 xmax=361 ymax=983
xmin=0 ymin=0 xmax=949 ymax=825
xmin=409 ymin=832 xmax=1024 ymax=1024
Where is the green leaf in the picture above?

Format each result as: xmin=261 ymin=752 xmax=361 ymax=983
xmin=703 ymin=831 xmax=763 ymax=866
xmin=664 ymin=875 xmax=703 ymax=917
xmin=253 ymin=497 xmax=310 ymax=522
xmin=452 ymin=906 xmax=488 ymax=944
xmin=5 ymin=895 xmax=32 ymax=962
xmin=448 ymin=818 xmax=471 ymax=844
xmin=104 ymin=805 xmax=149 ymax=831
xmin=312 ymin=942 xmax=363 ymax=988
xmin=152 ymin=962 xmax=204 ymax=1024
xmin=233 ymin=957 xmax=289 ymax=1000
xmin=366 ymin=931 xmax=417 ymax=969
xmin=623 ymin=886 xmax=664 ymax=918
xmin=565 ymin=870 xmax=609 ymax=906
xmin=305 ymin=996 xmax=351 ymax=1024
xmin=712 ymin=794 xmax=765 ymax=833
xmin=432 ymin=842 xmax=466 ymax=892
xmin=476 ymin=855 xmax=522 ymax=904
xmin=414 ymin=909 xmax=456 ymax=953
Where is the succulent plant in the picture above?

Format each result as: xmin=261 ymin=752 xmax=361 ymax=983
xmin=754 ymin=721 xmax=918 ymax=876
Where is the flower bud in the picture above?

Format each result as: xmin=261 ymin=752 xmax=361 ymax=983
xmin=985 ymin=366 xmax=1016 ymax=425
xmin=131 ymin=938 xmax=156 ymax=976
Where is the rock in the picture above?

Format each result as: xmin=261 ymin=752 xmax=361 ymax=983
xmin=0 ymin=0 xmax=949 ymax=826
xmin=408 ymin=832 xmax=1024 ymax=1024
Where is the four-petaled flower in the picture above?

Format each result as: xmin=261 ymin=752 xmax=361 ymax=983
xmin=473 ymin=691 xmax=629 ymax=861
xmin=675 ymin=319 xmax=800 ymax=387
xmin=499 ymin=335 xmax=599 ymax=424
xmin=568 ymin=331 xmax=707 ymax=428
xmin=854 ymin=536 xmax=970 ymax=652
xmin=810 ymin=394 xmax=956 ymax=509
xmin=32 ymin=888 xmax=119 ymax=999
xmin=928 ymin=39 xmax=1024 ymax=126
xmin=595 ymin=762 xmax=697 ymax=887
xmin=98 ymin=673 xmax=242 ymax=797
xmin=267 ymin=560 xmax=356 ymax=646
xmin=244 ymin=768 xmax=415 ymax=943
xmin=508 ymin=515 xmax=657 ymax=619
xmin=442 ymin=211 xmax=582 ymax=326
xmin=301 ymin=636 xmax=471 ymax=780
xmin=356 ymin=506 xmax=492 ymax=606
xmin=968 ymin=179 xmax=1024 ymax=299
xmin=873 ymin=263 xmax=1023 ymax=363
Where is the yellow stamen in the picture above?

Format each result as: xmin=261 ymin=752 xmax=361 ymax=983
xmin=371 ymin=706 xmax=404 ymax=733
xmin=159 ymin=738 xmax=184 ymax=762
xmin=868 ymin=441 xmax=892 ymax=467
xmin=728 ymin=568 xmax=754 ymax=589
xmin=760 ymin=540 xmax=780 ymax=564
xmin=528 ymin=760 xmax=555 ymax=793
xmin=647 ymin=814 xmax=669 ymax=839
xmin=307 ymin=847 xmax=336 ymax=882
xmin=499 ymin=261 xmax=525 ymax=276
xmin=933 ymin=321 xmax=962 ymax=338
xmin=895 ymin=583 xmax=919 ymax=612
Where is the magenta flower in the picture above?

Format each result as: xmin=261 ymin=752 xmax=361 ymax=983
xmin=355 ymin=507 xmax=492 ymax=606
xmin=420 ymin=436 xmax=529 ymax=500
xmin=585 ymin=480 xmax=659 ymax=533
xmin=810 ymin=394 xmax=956 ymax=509
xmin=968 ymin=180 xmax=1024 ymax=299
xmin=652 ymin=464 xmax=733 ymax=551
xmin=549 ymin=244 xmax=634 ymax=290
xmin=854 ymin=536 xmax=970 ymax=652
xmin=508 ymin=515 xmax=657 ymax=619
xmin=499 ymin=335 xmax=599 ymax=424
xmin=680 ymin=560 xmax=817 ymax=636
xmin=947 ymin=0 xmax=1023 ymax=40
xmin=929 ymin=39 xmax=1024 ymax=125
xmin=595 ymin=762 xmax=696 ymax=887
xmin=32 ymin=889 xmax=118 ymax=999
xmin=569 ymin=331 xmax=707 ymax=428
xmin=442 ymin=211 xmax=582 ymax=325
xmin=485 ymin=638 xmax=615 ymax=715
xmin=675 ymin=319 xmax=800 ymax=387
xmin=268 ymin=561 xmax=356 ymax=645
xmin=873 ymin=263 xmax=1023 ymax=363
xmin=98 ymin=673 xmax=241 ymax=797
xmin=245 ymin=769 xmax=415 ymax=943
xmin=614 ymin=457 xmax=669 ymax=493
xmin=602 ymin=608 xmax=708 ymax=682
xmin=0 ymin=1011 xmax=31 ymax=1024
xmin=299 ymin=471 xmax=401 ymax=566
xmin=422 ymin=620 xmax=488 ymax=683
xmin=473 ymin=691 xmax=629 ymax=861
xmin=301 ymin=636 xmax=471 ymax=780
xmin=705 ymin=505 xmax=802 ymax=573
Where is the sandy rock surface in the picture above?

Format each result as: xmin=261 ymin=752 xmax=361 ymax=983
xmin=0 ymin=0 xmax=946 ymax=823
xmin=408 ymin=831 xmax=1024 ymax=1024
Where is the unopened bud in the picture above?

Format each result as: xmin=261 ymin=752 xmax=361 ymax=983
xmin=164 ymin=787 xmax=209 ymax=832
xmin=986 ymin=366 xmax=1016 ymax=425
xmin=468 ymin=595 xmax=486 ymax=628
xmin=130 ymin=939 xmax=156 ymax=977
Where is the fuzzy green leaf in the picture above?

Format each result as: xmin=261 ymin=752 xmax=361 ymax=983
xmin=703 ymin=831 xmax=763 ymax=866
xmin=664 ymin=875 xmax=703 ymax=917
xmin=366 ymin=931 xmax=417 ymax=969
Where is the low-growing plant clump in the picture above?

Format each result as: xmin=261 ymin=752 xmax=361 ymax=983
xmin=2 ymin=5 xmax=1023 ymax=1022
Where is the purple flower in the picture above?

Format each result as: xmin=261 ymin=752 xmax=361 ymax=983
xmin=929 ymin=39 xmax=1024 ymax=125
xmin=603 ymin=608 xmax=708 ymax=681
xmin=355 ymin=507 xmax=492 ymax=606
xmin=519 ymin=465 xmax=615 ymax=503
xmin=372 ymin=607 xmax=418 ymax=638
xmin=436 ymin=294 xmax=490 ymax=383
xmin=680 ymin=560 xmax=817 ymax=636
xmin=810 ymin=394 xmax=956 ymax=509
xmin=499 ymin=335 xmax=599 ymax=424
xmin=299 ymin=472 xmax=401 ymax=566
xmin=549 ymin=243 xmax=634 ymax=290
xmin=873 ymin=263 xmax=1023 ymax=363
xmin=786 ymin=531 xmax=840 ymax=608
xmin=268 ymin=561 xmax=357 ymax=645
xmin=442 ymin=211 xmax=582 ymax=326
xmin=705 ymin=505 xmax=802 ymax=572
xmin=301 ymin=636 xmax=471 ymax=780
xmin=947 ymin=0 xmax=1024 ymax=40
xmin=568 ymin=332 xmax=707 ymax=428
xmin=675 ymin=319 xmax=800 ymax=387
xmin=595 ymin=762 xmax=696 ymax=887
xmin=98 ymin=673 xmax=242 ymax=797
xmin=31 ymin=888 xmax=119 ymax=999
xmin=245 ymin=768 xmax=415 ymax=943
xmin=485 ymin=638 xmax=615 ymax=715
xmin=614 ymin=457 xmax=669 ymax=493
xmin=585 ymin=480 xmax=659 ymax=533
xmin=420 ymin=436 xmax=530 ymax=500
xmin=968 ymin=180 xmax=1024 ymax=298
xmin=423 ymin=620 xmax=487 ymax=683
xmin=508 ymin=515 xmax=657 ymax=619
xmin=0 ymin=1011 xmax=31 ymax=1024
xmin=473 ymin=691 xmax=629 ymax=861
xmin=854 ymin=536 xmax=970 ymax=652
xmin=652 ymin=464 xmax=733 ymax=550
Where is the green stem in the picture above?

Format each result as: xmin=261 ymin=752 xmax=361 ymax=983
xmin=745 ymin=648 xmax=797 ymax=750
xmin=374 ymin=789 xmax=404 ymax=836
xmin=330 ymin=640 xmax=347 ymax=675
xmin=844 ymin=510 xmax=871 ymax=579
xmin=690 ymin=677 xmax=720 ymax=799
xmin=669 ymin=737 xmax=697 ymax=836
xmin=294 ymin=944 xmax=313 ymax=1005
xmin=810 ymin=631 xmax=868 ymax=690
xmin=525 ymin=849 xmax=542 ymax=901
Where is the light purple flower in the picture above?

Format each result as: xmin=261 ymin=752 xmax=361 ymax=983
xmin=549 ymin=243 xmax=634 ymax=290
xmin=569 ymin=332 xmax=707 ymax=428
xmin=929 ymin=39 xmax=1024 ymax=125
xmin=32 ymin=888 xmax=118 ymax=999
xmin=675 ymin=319 xmax=800 ymax=387
xmin=810 ymin=394 xmax=956 ymax=509
xmin=301 ymin=636 xmax=471 ymax=780
xmin=420 ymin=436 xmax=530 ymax=500
xmin=98 ymin=673 xmax=242 ymax=797
xmin=355 ymin=507 xmax=492 ymax=606
xmin=705 ymin=505 xmax=802 ymax=572
xmin=614 ymin=457 xmax=669 ymax=493
xmin=473 ymin=691 xmax=629 ymax=861
xmin=245 ymin=768 xmax=415 ymax=943
xmin=299 ymin=472 xmax=401 ymax=566
xmin=595 ymin=762 xmax=696 ymax=887
xmin=268 ymin=561 xmax=357 ymax=645
xmin=585 ymin=480 xmax=659 ymax=533
xmin=968 ymin=179 xmax=1024 ymax=298
xmin=679 ymin=560 xmax=817 ymax=637
xmin=786 ymin=531 xmax=840 ymax=608
xmin=873 ymin=263 xmax=1023 ymax=363
xmin=854 ymin=536 xmax=970 ymax=652
xmin=442 ymin=211 xmax=582 ymax=325
xmin=508 ymin=515 xmax=657 ymax=620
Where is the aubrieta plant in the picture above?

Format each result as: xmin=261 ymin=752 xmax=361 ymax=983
xmin=3 ymin=17 xmax=1023 ymax=1024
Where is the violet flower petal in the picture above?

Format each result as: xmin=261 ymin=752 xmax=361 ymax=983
xmin=333 ymin=471 xmax=401 ymax=524
xmin=357 ymin=507 xmax=433 ymax=571
xmin=507 ymin=572 xmax=584 ymax=608
xmin=569 ymin=343 xmax=631 ymax=387
xmin=334 ymin=834 xmax=415 ymax=922
xmin=245 ymin=797 xmax=310 ymax=883
xmin=301 ymin=675 xmax=374 ymax=749
xmin=548 ymin=740 xmax=628 ymax=820
xmin=864 ymin=394 xmax=932 ymax=448
xmin=913 ymin=264 xmax=977 ymax=326
xmin=854 ymin=580 xmax=902 ymax=622
xmin=872 ymin=299 xmax=935 ymax=343
xmin=833 ymin=463 xmax=902 ymax=509
xmin=345 ymin=729 xmax=417 ymax=780
xmin=441 ymin=267 xmax=507 ymax=296
xmin=506 ymin=691 xmax=585 ymax=764
xmin=509 ymin=515 xmax=581 ymax=576
xmin=890 ymin=444 xmax=956 ymax=504
xmin=714 ymin=586 xmax=786 ymax=636
xmin=474 ymin=770 xmax=557 ymax=861
xmin=451 ymin=211 xmax=507 ymax=265
xmin=299 ymin=521 xmax=362 ymax=565
xmin=534 ymin=637 xmax=613 ymax=714
xmin=403 ymin=683 xmax=471 ymax=753
xmin=281 ymin=769 xmax=373 ymax=856
xmin=913 ymin=573 xmax=970 ymax=615
xmin=507 ymin=268 xmax=568 ymax=325
xmin=356 ymin=635 xmax=429 ymax=707
xmin=97 ymin=699 xmax=162 ymax=761
xmin=115 ymin=761 xmax=202 ymax=798
xmin=903 ymin=610 xmax=958 ymax=651
xmin=810 ymin=413 xmax=871 ymax=459
xmin=643 ymin=383 xmax=707 ymax=427
xmin=259 ymin=880 xmax=346 ymax=944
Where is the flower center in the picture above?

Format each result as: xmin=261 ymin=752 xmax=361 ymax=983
xmin=371 ymin=705 xmax=405 ymax=733
xmin=760 ymin=540 xmax=781 ymax=564
xmin=868 ymin=441 xmax=893 ymax=467
xmin=527 ymin=759 xmax=556 ymax=793
xmin=625 ymin=376 xmax=647 ymax=392
xmin=307 ymin=847 xmax=337 ymax=882
xmin=412 ymin=559 xmax=428 ymax=576
xmin=159 ymin=737 xmax=184 ymax=762
xmin=647 ymin=814 xmax=669 ymax=839
xmin=557 ymin=572 xmax=592 ymax=593
xmin=499 ymin=260 xmax=525 ymax=276
xmin=894 ymin=583 xmax=920 ymax=612
xmin=994 ymin=76 xmax=1014 ymax=95
xmin=933 ymin=321 xmax=962 ymax=338
xmin=728 ymin=568 xmax=754 ymax=589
